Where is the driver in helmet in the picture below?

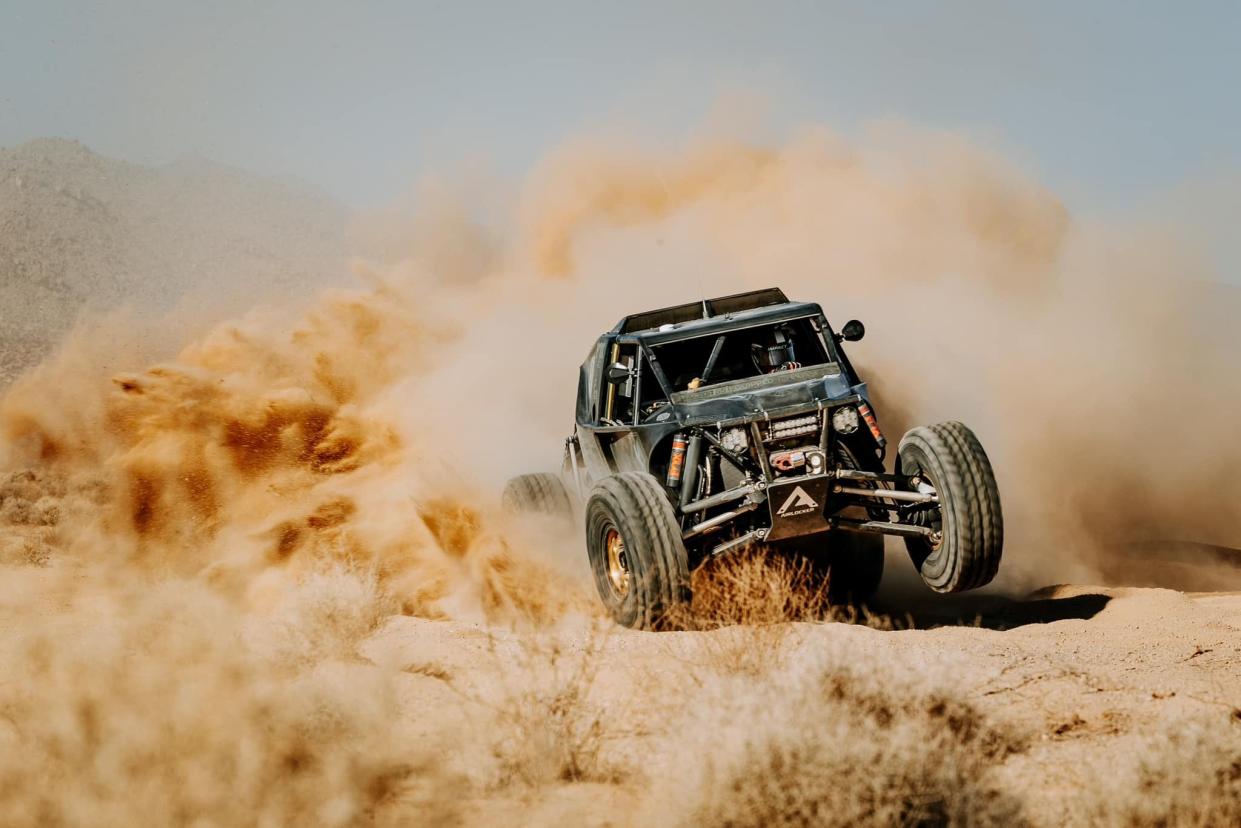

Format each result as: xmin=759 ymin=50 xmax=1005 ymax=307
xmin=751 ymin=325 xmax=801 ymax=374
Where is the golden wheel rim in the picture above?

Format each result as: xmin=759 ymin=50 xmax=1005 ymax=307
xmin=604 ymin=526 xmax=630 ymax=597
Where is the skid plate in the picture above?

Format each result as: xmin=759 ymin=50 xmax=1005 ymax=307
xmin=765 ymin=474 xmax=831 ymax=541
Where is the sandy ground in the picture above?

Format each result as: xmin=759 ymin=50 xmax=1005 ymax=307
xmin=356 ymin=555 xmax=1241 ymax=826
xmin=1 ymin=534 xmax=1236 ymax=825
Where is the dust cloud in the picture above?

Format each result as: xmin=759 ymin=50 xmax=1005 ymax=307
xmin=516 ymin=125 xmax=1241 ymax=587
xmin=1 ymin=120 xmax=1239 ymax=824
xmin=3 ymin=123 xmax=1239 ymax=604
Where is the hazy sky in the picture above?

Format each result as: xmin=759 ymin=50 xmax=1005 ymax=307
xmin=2 ymin=1 xmax=1239 ymax=212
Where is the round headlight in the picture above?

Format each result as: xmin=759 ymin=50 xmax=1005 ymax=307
xmin=720 ymin=427 xmax=749 ymax=454
xmin=831 ymin=405 xmax=859 ymax=434
xmin=806 ymin=449 xmax=826 ymax=474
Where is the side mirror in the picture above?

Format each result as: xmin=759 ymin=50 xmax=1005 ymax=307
xmin=606 ymin=362 xmax=633 ymax=384
xmin=838 ymin=319 xmax=865 ymax=342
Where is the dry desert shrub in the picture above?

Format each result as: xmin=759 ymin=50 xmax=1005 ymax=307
xmin=244 ymin=567 xmax=398 ymax=666
xmin=690 ymin=549 xmax=832 ymax=628
xmin=682 ymin=550 xmax=896 ymax=676
xmin=684 ymin=659 xmax=1028 ymax=828
xmin=0 ymin=570 xmax=458 ymax=828
xmin=1086 ymin=712 xmax=1241 ymax=827
xmin=476 ymin=625 xmax=631 ymax=789
xmin=676 ymin=551 xmax=820 ymax=677
xmin=0 ymin=469 xmax=63 ymax=526
xmin=689 ymin=547 xmax=896 ymax=629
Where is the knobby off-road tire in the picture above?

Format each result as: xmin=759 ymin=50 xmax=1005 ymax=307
xmin=501 ymin=472 xmax=573 ymax=520
xmin=585 ymin=472 xmax=690 ymax=630
xmin=898 ymin=421 xmax=1003 ymax=593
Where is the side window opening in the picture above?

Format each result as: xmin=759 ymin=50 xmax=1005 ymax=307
xmin=603 ymin=344 xmax=638 ymax=425
xmin=579 ymin=339 xmax=605 ymax=425
xmin=637 ymin=350 xmax=669 ymax=420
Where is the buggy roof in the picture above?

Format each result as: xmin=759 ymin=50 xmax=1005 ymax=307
xmin=609 ymin=287 xmax=823 ymax=345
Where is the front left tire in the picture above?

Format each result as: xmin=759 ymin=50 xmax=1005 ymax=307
xmin=585 ymin=472 xmax=691 ymax=630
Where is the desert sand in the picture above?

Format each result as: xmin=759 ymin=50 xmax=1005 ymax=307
xmin=351 ymin=552 xmax=1241 ymax=825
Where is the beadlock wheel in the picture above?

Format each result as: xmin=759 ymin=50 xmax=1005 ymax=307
xmin=585 ymin=472 xmax=690 ymax=630
xmin=603 ymin=525 xmax=631 ymax=598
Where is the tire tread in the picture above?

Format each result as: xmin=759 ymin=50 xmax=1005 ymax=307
xmin=898 ymin=421 xmax=1003 ymax=592
xmin=587 ymin=472 xmax=690 ymax=629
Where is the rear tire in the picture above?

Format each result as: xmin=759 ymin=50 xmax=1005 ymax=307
xmin=898 ymin=421 xmax=1003 ymax=592
xmin=585 ymin=472 xmax=690 ymax=630
xmin=502 ymin=472 xmax=572 ymax=520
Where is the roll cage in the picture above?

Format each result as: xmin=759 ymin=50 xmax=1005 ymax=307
xmin=580 ymin=302 xmax=861 ymax=429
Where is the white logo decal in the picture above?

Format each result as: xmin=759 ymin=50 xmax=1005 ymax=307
xmin=777 ymin=486 xmax=819 ymax=517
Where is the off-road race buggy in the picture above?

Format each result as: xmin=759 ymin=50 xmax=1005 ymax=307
xmin=504 ymin=288 xmax=1003 ymax=629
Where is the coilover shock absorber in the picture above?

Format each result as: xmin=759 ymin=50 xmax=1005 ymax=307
xmin=666 ymin=433 xmax=688 ymax=488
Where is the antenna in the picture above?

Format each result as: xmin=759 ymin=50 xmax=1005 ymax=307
xmin=701 ymin=297 xmax=710 ymax=319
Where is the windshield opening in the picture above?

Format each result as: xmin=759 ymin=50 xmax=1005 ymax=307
xmin=650 ymin=317 xmax=831 ymax=394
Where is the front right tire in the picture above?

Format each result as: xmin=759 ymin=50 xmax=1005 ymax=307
xmin=898 ymin=421 xmax=1003 ymax=592
xmin=585 ymin=472 xmax=691 ymax=630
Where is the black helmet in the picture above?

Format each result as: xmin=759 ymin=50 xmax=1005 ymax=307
xmin=751 ymin=325 xmax=796 ymax=372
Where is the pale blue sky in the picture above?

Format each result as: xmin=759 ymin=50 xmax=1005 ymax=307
xmin=2 ymin=0 xmax=1238 ymax=215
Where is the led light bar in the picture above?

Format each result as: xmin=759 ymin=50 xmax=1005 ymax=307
xmin=763 ymin=413 xmax=821 ymax=442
